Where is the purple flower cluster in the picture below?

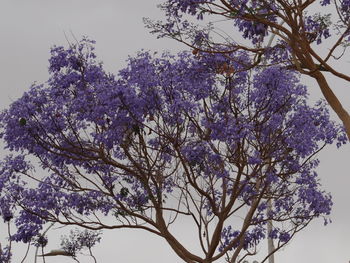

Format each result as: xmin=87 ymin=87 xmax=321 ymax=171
xmin=0 ymin=246 xmax=11 ymax=263
xmin=304 ymin=14 xmax=332 ymax=45
xmin=161 ymin=0 xmax=214 ymax=18
xmin=339 ymin=0 xmax=350 ymax=26
xmin=154 ymin=0 xmax=279 ymax=45
xmin=147 ymin=0 xmax=350 ymax=57
xmin=0 ymin=39 xmax=347 ymax=258
xmin=220 ymin=225 xmax=267 ymax=252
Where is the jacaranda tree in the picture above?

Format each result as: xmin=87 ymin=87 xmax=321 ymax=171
xmin=146 ymin=0 xmax=350 ymax=138
xmin=0 ymin=39 xmax=347 ymax=263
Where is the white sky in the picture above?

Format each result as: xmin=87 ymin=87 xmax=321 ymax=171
xmin=0 ymin=1 xmax=350 ymax=263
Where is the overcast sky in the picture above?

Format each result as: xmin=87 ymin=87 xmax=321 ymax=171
xmin=1 ymin=1 xmax=350 ymax=263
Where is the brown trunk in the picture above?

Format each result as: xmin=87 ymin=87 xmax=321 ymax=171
xmin=155 ymin=212 xmax=203 ymax=263
xmin=311 ymin=71 xmax=350 ymax=140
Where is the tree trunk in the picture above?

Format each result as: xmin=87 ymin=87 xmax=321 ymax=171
xmin=267 ymin=199 xmax=275 ymax=263
xmin=311 ymin=71 xmax=350 ymax=139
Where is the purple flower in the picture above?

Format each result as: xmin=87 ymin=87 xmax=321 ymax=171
xmin=0 ymin=38 xmax=346 ymax=261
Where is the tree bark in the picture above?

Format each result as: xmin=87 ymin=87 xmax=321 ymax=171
xmin=311 ymin=70 xmax=350 ymax=140
xmin=267 ymin=199 xmax=275 ymax=263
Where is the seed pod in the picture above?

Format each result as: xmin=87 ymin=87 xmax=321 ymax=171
xmin=192 ymin=48 xmax=199 ymax=55
xmin=120 ymin=187 xmax=129 ymax=197
xmin=19 ymin=117 xmax=27 ymax=126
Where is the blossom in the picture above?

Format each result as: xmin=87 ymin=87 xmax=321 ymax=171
xmin=0 ymin=38 xmax=346 ymax=261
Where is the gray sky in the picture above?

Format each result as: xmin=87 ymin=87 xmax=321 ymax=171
xmin=0 ymin=1 xmax=350 ymax=262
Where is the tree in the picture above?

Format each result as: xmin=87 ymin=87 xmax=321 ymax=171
xmin=0 ymin=39 xmax=346 ymax=263
xmin=145 ymin=0 xmax=350 ymax=138
xmin=58 ymin=228 xmax=101 ymax=262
